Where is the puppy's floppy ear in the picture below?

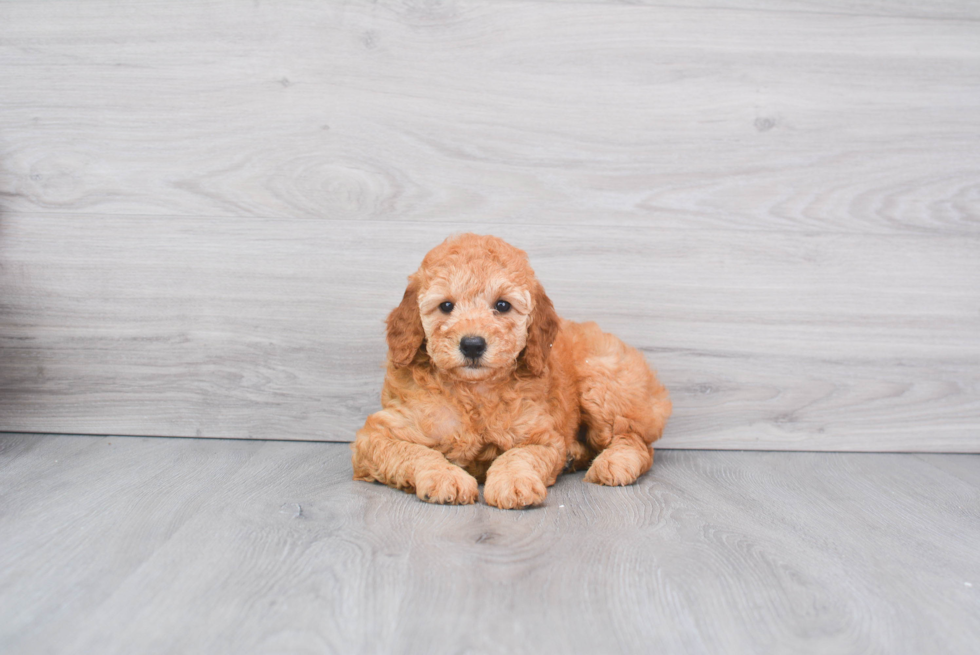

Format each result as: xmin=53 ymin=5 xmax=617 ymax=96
xmin=521 ymin=280 xmax=560 ymax=376
xmin=386 ymin=276 xmax=425 ymax=367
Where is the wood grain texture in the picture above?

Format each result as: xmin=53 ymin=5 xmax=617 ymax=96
xmin=539 ymin=0 xmax=980 ymax=21
xmin=1 ymin=435 xmax=978 ymax=654
xmin=1 ymin=1 xmax=978 ymax=234
xmin=0 ymin=1 xmax=978 ymax=449
xmin=1 ymin=216 xmax=977 ymax=450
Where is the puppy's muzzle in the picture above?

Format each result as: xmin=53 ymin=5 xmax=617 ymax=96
xmin=459 ymin=335 xmax=487 ymax=360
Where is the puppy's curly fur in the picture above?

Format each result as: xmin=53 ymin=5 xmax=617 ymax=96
xmin=351 ymin=234 xmax=671 ymax=509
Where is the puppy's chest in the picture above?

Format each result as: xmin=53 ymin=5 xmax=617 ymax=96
xmin=423 ymin=390 xmax=522 ymax=457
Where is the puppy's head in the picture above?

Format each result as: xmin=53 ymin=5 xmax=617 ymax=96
xmin=386 ymin=234 xmax=559 ymax=381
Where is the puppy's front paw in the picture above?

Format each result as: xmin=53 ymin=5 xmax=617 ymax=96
xmin=415 ymin=466 xmax=479 ymax=505
xmin=484 ymin=465 xmax=547 ymax=509
xmin=584 ymin=448 xmax=647 ymax=486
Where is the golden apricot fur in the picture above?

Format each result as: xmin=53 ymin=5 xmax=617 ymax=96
xmin=351 ymin=234 xmax=671 ymax=509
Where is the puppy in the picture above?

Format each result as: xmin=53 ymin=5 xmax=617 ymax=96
xmin=351 ymin=234 xmax=671 ymax=509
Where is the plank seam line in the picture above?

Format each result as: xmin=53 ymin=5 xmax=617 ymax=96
xmin=1 ymin=430 xmax=977 ymax=454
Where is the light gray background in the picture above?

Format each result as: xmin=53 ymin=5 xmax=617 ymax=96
xmin=1 ymin=0 xmax=978 ymax=451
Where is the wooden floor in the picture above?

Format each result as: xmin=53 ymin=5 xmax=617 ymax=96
xmin=2 ymin=434 xmax=978 ymax=654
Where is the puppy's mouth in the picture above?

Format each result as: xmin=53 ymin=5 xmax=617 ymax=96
xmin=453 ymin=357 xmax=497 ymax=380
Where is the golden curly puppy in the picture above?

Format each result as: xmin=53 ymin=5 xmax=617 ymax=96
xmin=351 ymin=234 xmax=671 ymax=509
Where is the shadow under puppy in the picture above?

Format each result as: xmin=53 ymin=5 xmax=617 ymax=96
xmin=352 ymin=234 xmax=671 ymax=509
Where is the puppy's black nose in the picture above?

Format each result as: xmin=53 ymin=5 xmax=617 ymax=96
xmin=459 ymin=335 xmax=487 ymax=359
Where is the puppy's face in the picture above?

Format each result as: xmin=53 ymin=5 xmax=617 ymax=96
xmin=386 ymin=234 xmax=560 ymax=381
xmin=418 ymin=266 xmax=533 ymax=381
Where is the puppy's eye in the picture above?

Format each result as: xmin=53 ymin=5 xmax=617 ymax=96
xmin=495 ymin=300 xmax=512 ymax=313
xmin=439 ymin=301 xmax=454 ymax=314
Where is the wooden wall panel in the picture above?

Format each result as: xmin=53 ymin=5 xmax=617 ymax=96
xmin=2 ymin=2 xmax=979 ymax=234
xmin=0 ymin=1 xmax=977 ymax=449
xmin=1 ymin=216 xmax=976 ymax=450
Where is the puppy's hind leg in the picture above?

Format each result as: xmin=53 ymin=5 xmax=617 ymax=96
xmin=584 ymin=418 xmax=654 ymax=486
xmin=574 ymin=324 xmax=671 ymax=486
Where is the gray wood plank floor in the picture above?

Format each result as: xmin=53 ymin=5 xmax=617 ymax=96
xmin=2 ymin=434 xmax=978 ymax=654
xmin=1 ymin=1 xmax=978 ymax=450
